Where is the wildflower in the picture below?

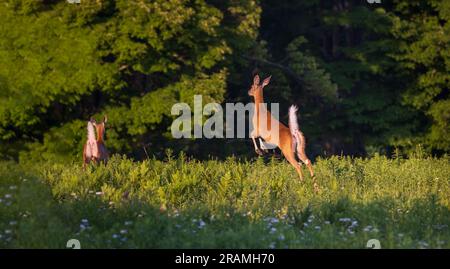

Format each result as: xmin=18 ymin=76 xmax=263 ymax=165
xmin=314 ymin=226 xmax=321 ymax=231
xmin=269 ymin=242 xmax=276 ymax=249
xmin=0 ymin=198 xmax=3 ymax=203
xmin=363 ymin=225 xmax=372 ymax=232
xmin=324 ymin=221 xmax=331 ymax=225
xmin=198 ymin=220 xmax=206 ymax=229
xmin=418 ymin=241 xmax=428 ymax=249
xmin=80 ymin=224 xmax=87 ymax=230
xmin=4 ymin=194 xmax=12 ymax=199
xmin=120 ymin=229 xmax=128 ymax=234
xmin=278 ymin=234 xmax=285 ymax=241
xmin=9 ymin=185 xmax=17 ymax=190
xmin=339 ymin=218 xmax=351 ymax=223
xmin=112 ymin=234 xmax=119 ymax=239
xmin=81 ymin=219 xmax=89 ymax=224
xmin=303 ymin=222 xmax=309 ymax=227
xmin=96 ymin=192 xmax=104 ymax=196
xmin=4 ymin=230 xmax=12 ymax=234
xmin=9 ymin=221 xmax=17 ymax=226
xmin=124 ymin=221 xmax=133 ymax=226
xmin=270 ymin=227 xmax=277 ymax=234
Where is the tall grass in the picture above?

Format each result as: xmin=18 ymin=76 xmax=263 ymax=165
xmin=0 ymin=153 xmax=448 ymax=248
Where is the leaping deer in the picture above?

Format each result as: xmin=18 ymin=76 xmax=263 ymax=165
xmin=248 ymin=74 xmax=318 ymax=191
xmin=83 ymin=116 xmax=109 ymax=168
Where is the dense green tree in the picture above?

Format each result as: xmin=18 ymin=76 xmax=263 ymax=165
xmin=0 ymin=0 xmax=448 ymax=161
xmin=0 ymin=0 xmax=260 ymax=161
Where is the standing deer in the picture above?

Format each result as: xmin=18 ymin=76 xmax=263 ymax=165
xmin=248 ymin=74 xmax=318 ymax=191
xmin=83 ymin=116 xmax=109 ymax=168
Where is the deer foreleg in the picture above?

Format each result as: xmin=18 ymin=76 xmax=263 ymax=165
xmin=251 ymin=131 xmax=264 ymax=156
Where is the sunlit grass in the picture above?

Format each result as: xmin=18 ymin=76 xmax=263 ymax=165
xmin=0 ymin=153 xmax=449 ymax=248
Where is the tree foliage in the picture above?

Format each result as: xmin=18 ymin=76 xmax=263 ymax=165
xmin=0 ymin=0 xmax=448 ymax=161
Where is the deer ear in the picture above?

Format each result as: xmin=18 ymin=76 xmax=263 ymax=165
xmin=103 ymin=115 xmax=107 ymax=124
xmin=262 ymin=75 xmax=271 ymax=88
xmin=253 ymin=74 xmax=260 ymax=85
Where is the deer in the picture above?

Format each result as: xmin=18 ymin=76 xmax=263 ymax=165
xmin=248 ymin=74 xmax=318 ymax=191
xmin=83 ymin=116 xmax=109 ymax=168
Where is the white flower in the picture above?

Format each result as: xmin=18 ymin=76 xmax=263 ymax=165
xmin=124 ymin=221 xmax=133 ymax=226
xmin=9 ymin=221 xmax=17 ymax=226
xmin=315 ymin=226 xmax=321 ymax=231
xmin=120 ymin=229 xmax=128 ymax=234
xmin=96 ymin=192 xmax=104 ymax=195
xmin=363 ymin=225 xmax=372 ymax=232
xmin=324 ymin=221 xmax=331 ymax=225
xmin=81 ymin=219 xmax=89 ymax=223
xmin=278 ymin=234 xmax=285 ymax=241
xmin=4 ymin=230 xmax=12 ymax=234
xmin=339 ymin=218 xmax=351 ymax=223
xmin=198 ymin=220 xmax=206 ymax=229
xmin=80 ymin=224 xmax=86 ymax=230
xmin=270 ymin=227 xmax=277 ymax=234
xmin=112 ymin=234 xmax=119 ymax=239
xmin=9 ymin=185 xmax=17 ymax=190
xmin=4 ymin=194 xmax=12 ymax=199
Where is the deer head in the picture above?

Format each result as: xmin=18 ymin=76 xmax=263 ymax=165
xmin=248 ymin=74 xmax=271 ymax=98
xmin=92 ymin=115 xmax=107 ymax=142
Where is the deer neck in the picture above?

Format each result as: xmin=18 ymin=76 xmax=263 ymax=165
xmin=253 ymin=92 xmax=265 ymax=112
xmin=96 ymin=128 xmax=104 ymax=143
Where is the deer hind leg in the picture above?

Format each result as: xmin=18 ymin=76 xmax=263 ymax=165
xmin=294 ymin=131 xmax=314 ymax=178
xmin=300 ymin=158 xmax=314 ymax=178
xmin=281 ymin=147 xmax=304 ymax=181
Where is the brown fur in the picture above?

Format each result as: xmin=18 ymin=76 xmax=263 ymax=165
xmin=249 ymin=75 xmax=318 ymax=191
xmin=83 ymin=116 xmax=109 ymax=168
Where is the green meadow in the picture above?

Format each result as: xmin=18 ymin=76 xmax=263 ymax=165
xmin=0 ymin=153 xmax=448 ymax=249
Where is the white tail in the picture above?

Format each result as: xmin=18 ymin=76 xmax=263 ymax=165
xmin=288 ymin=105 xmax=308 ymax=164
xmin=87 ymin=121 xmax=96 ymax=143
xmin=85 ymin=121 xmax=98 ymax=159
xmin=288 ymin=105 xmax=300 ymax=134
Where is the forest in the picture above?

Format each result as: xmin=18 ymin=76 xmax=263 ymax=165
xmin=0 ymin=0 xmax=448 ymax=162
